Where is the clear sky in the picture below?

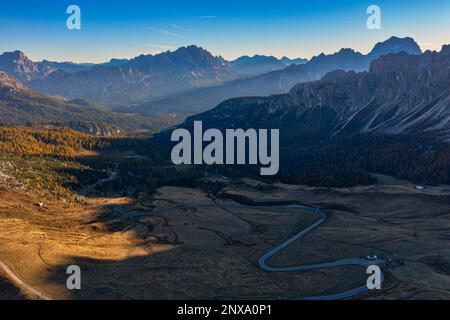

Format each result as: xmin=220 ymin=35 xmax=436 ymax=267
xmin=1 ymin=0 xmax=449 ymax=63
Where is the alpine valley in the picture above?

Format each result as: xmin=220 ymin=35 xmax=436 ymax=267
xmin=1 ymin=35 xmax=449 ymax=301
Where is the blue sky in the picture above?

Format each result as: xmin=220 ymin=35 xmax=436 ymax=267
xmin=1 ymin=0 xmax=449 ymax=62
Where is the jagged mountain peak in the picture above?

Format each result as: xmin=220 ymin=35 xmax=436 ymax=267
xmin=369 ymin=36 xmax=422 ymax=58
xmin=229 ymin=54 xmax=288 ymax=77
xmin=175 ymin=45 xmax=226 ymax=66
xmin=128 ymin=44 xmax=226 ymax=71
xmin=0 ymin=50 xmax=56 ymax=82
xmin=1 ymin=50 xmax=28 ymax=60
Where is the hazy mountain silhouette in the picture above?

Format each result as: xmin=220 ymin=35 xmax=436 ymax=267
xmin=229 ymin=55 xmax=306 ymax=77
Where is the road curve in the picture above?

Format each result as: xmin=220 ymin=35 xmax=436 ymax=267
xmin=255 ymin=204 xmax=384 ymax=300
xmin=0 ymin=260 xmax=51 ymax=300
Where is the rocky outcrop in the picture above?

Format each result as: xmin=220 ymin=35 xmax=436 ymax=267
xmin=0 ymin=51 xmax=56 ymax=82
xmin=0 ymin=71 xmax=29 ymax=92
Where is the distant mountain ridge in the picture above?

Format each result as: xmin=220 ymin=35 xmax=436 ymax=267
xmin=176 ymin=45 xmax=450 ymax=142
xmin=128 ymin=45 xmax=228 ymax=71
xmin=126 ymin=36 xmax=424 ymax=115
xmin=229 ymin=54 xmax=307 ymax=77
xmin=280 ymin=56 xmax=308 ymax=65
xmin=0 ymin=48 xmax=307 ymax=87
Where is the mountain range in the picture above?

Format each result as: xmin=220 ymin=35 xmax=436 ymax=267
xmin=176 ymin=45 xmax=450 ymax=142
xmin=24 ymin=46 xmax=235 ymax=106
xmin=1 ymin=35 xmax=441 ymax=141
xmin=0 ymin=47 xmax=307 ymax=108
xmin=122 ymin=36 xmax=423 ymax=115
xmin=0 ymin=37 xmax=420 ymax=114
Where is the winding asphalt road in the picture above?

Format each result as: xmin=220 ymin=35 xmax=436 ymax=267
xmin=255 ymin=204 xmax=385 ymax=300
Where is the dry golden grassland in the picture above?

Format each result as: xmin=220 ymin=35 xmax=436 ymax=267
xmin=0 ymin=178 xmax=449 ymax=299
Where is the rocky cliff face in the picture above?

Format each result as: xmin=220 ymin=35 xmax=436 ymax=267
xmin=0 ymin=51 xmax=56 ymax=82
